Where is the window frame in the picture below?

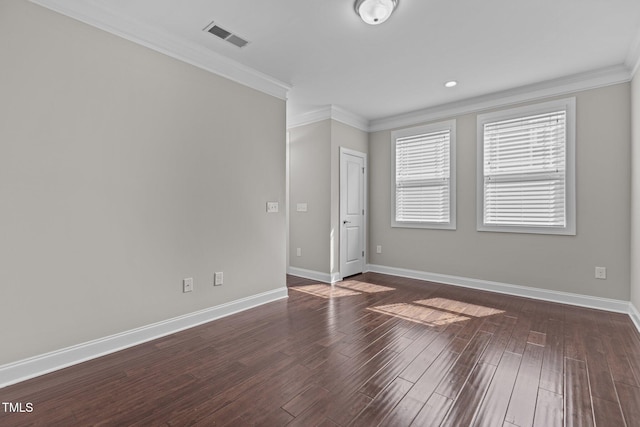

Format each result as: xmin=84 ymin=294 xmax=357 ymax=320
xmin=476 ymin=98 xmax=576 ymax=235
xmin=391 ymin=120 xmax=456 ymax=230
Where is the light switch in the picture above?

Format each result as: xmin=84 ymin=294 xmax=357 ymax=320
xmin=297 ymin=203 xmax=308 ymax=212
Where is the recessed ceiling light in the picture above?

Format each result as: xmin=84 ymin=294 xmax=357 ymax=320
xmin=444 ymin=80 xmax=458 ymax=88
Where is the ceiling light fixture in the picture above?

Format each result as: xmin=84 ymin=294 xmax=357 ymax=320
xmin=444 ymin=80 xmax=458 ymax=88
xmin=355 ymin=0 xmax=398 ymax=25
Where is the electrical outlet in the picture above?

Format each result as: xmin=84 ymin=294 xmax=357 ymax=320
xmin=296 ymin=248 xmax=301 ymax=257
xmin=214 ymin=272 xmax=223 ymax=286
xmin=266 ymin=202 xmax=279 ymax=213
xmin=595 ymin=267 xmax=607 ymax=280
xmin=183 ymin=278 xmax=194 ymax=293
xmin=376 ymin=245 xmax=382 ymax=254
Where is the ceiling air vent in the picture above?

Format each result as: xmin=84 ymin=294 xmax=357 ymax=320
xmin=204 ymin=22 xmax=249 ymax=48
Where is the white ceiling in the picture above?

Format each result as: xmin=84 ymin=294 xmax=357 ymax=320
xmin=32 ymin=0 xmax=640 ymax=127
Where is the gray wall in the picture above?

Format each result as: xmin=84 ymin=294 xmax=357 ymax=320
xmin=330 ymin=121 xmax=369 ymax=275
xmin=632 ymin=71 xmax=640 ymax=310
xmin=369 ymin=84 xmax=631 ymax=300
xmin=0 ymin=0 xmax=286 ymax=365
xmin=288 ymin=119 xmax=368 ymax=276
xmin=288 ymin=120 xmax=332 ymax=273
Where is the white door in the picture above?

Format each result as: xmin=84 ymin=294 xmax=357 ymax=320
xmin=340 ymin=148 xmax=366 ymax=279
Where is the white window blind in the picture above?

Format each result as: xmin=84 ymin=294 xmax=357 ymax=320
xmin=394 ymin=128 xmax=451 ymax=225
xmin=482 ymin=110 xmax=567 ymax=229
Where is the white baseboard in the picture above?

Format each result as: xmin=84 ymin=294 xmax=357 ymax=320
xmin=287 ymin=266 xmax=340 ymax=284
xmin=366 ymin=264 xmax=631 ymax=314
xmin=0 ymin=287 xmax=288 ymax=389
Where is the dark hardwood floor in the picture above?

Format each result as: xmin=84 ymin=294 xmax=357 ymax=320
xmin=2 ymin=273 xmax=640 ymax=426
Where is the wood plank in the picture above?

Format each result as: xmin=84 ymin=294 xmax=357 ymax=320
xmin=350 ymin=377 xmax=413 ymax=427
xmin=321 ymin=348 xmax=399 ymax=396
xmin=504 ymin=343 xmax=544 ymax=426
xmin=399 ymin=323 xmax=462 ymax=383
xmin=478 ymin=314 xmax=517 ymax=366
xmin=316 ymin=418 xmax=340 ymax=427
xmin=527 ymin=330 xmax=547 ymax=347
xmin=610 ymin=319 xmax=640 ymax=387
xmin=192 ymin=363 xmax=313 ymax=425
xmin=584 ymin=335 xmax=618 ymax=403
xmin=379 ymin=394 xmax=424 ymax=426
xmin=284 ymin=393 xmax=334 ymax=427
xmin=472 ymin=351 xmax=522 ymax=427
xmin=405 ymin=349 xmax=461 ymax=404
xmin=358 ymin=350 xmax=416 ymax=398
xmin=163 ymin=352 xmax=300 ymax=423
xmin=601 ymin=333 xmax=639 ymax=387
xmin=615 ymin=381 xmax=640 ymax=427
xmin=241 ymin=408 xmax=294 ymax=426
xmin=410 ymin=393 xmax=453 ymax=427
xmin=565 ymin=358 xmax=594 ymax=427
xmin=505 ymin=313 xmax=532 ymax=355
xmin=592 ymin=396 xmax=625 ymax=427
xmin=533 ymin=388 xmax=563 ymax=427
xmin=324 ymin=391 xmax=372 ymax=426
xmin=435 ymin=331 xmax=492 ymax=399
xmin=539 ymin=318 xmax=564 ymax=394
xmin=440 ymin=362 xmax=496 ymax=427
xmin=564 ymin=316 xmax=587 ymax=361
xmin=282 ymin=384 xmax=330 ymax=417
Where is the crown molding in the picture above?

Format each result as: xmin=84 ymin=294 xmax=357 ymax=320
xmin=287 ymin=105 xmax=369 ymax=132
xmin=369 ymin=64 xmax=632 ymax=132
xmin=329 ymin=106 xmax=370 ymax=132
xmin=29 ymin=0 xmax=291 ymax=100
xmin=286 ymin=106 xmax=333 ymax=129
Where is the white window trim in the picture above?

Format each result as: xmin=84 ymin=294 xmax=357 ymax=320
xmin=476 ymin=98 xmax=576 ymax=235
xmin=391 ymin=120 xmax=456 ymax=230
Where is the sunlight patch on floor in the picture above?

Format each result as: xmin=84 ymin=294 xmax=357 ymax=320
xmin=368 ymin=298 xmax=504 ymax=326
xmin=414 ymin=298 xmax=505 ymax=317
xmin=338 ymin=280 xmax=395 ymax=293
xmin=290 ymin=280 xmax=395 ymax=299
xmin=368 ymin=303 xmax=469 ymax=326
xmin=290 ymin=284 xmax=361 ymax=299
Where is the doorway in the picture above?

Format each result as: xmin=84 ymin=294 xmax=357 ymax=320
xmin=339 ymin=148 xmax=367 ymax=279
